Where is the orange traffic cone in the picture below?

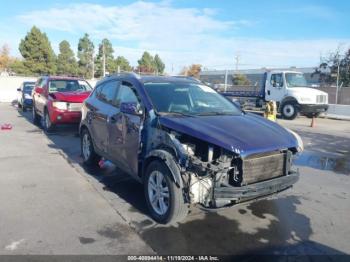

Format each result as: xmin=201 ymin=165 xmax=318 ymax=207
xmin=310 ymin=117 xmax=316 ymax=128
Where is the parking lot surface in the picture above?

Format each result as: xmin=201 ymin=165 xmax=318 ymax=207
xmin=0 ymin=103 xmax=349 ymax=255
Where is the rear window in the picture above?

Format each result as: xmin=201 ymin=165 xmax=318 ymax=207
xmin=48 ymin=80 xmax=92 ymax=93
xmin=23 ymin=83 xmax=35 ymax=93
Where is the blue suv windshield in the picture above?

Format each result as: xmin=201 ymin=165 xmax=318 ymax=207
xmin=144 ymin=82 xmax=241 ymax=116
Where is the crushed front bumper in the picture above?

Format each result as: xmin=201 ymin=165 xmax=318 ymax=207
xmin=299 ymin=104 xmax=328 ymax=114
xmin=50 ymin=109 xmax=82 ymax=124
xmin=213 ymin=171 xmax=299 ymax=201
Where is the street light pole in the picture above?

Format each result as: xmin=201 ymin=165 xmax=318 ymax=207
xmin=336 ymin=60 xmax=340 ymax=104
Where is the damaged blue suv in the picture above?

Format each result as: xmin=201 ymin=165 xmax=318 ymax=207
xmin=80 ymin=73 xmax=303 ymax=224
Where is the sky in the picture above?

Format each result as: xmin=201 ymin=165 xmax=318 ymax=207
xmin=0 ymin=0 xmax=349 ymax=73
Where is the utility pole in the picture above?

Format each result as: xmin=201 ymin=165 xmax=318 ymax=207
xmin=336 ymin=60 xmax=340 ymax=104
xmin=234 ymin=54 xmax=240 ymax=71
xmin=224 ymin=69 xmax=228 ymax=92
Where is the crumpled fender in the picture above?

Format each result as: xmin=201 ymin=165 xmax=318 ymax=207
xmin=145 ymin=149 xmax=184 ymax=188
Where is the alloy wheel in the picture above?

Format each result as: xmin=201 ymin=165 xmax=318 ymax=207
xmin=45 ymin=112 xmax=51 ymax=130
xmin=148 ymin=171 xmax=170 ymax=215
xmin=82 ymin=133 xmax=91 ymax=161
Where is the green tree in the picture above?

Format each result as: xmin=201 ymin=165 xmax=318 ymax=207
xmin=0 ymin=44 xmax=11 ymax=71
xmin=313 ymin=48 xmax=350 ymax=87
xmin=154 ymin=54 xmax=165 ymax=74
xmin=137 ymin=51 xmax=156 ymax=73
xmin=95 ymin=38 xmax=115 ymax=77
xmin=232 ymin=74 xmax=250 ymax=86
xmin=78 ymin=33 xmax=94 ymax=78
xmin=115 ymin=56 xmax=132 ymax=72
xmin=19 ymin=26 xmax=56 ymax=75
xmin=57 ymin=40 xmax=77 ymax=76
xmin=341 ymin=49 xmax=350 ymax=86
xmin=9 ymin=59 xmax=30 ymax=75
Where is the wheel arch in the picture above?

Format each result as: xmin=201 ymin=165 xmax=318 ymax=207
xmin=279 ymin=96 xmax=299 ymax=111
xmin=143 ymin=149 xmax=184 ymax=188
xmin=79 ymin=123 xmax=89 ymax=136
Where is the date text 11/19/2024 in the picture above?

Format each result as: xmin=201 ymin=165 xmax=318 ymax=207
xmin=127 ymin=255 xmax=220 ymax=261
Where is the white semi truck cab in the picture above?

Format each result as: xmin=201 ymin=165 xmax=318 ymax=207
xmin=265 ymin=70 xmax=328 ymax=119
xmin=220 ymin=70 xmax=329 ymax=120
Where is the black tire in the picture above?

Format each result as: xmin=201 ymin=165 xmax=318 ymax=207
xmin=32 ymin=103 xmax=41 ymax=125
xmin=281 ymin=102 xmax=299 ymax=120
xmin=144 ymin=160 xmax=188 ymax=224
xmin=255 ymin=98 xmax=264 ymax=108
xmin=43 ymin=109 xmax=55 ymax=133
xmin=81 ymin=128 xmax=100 ymax=166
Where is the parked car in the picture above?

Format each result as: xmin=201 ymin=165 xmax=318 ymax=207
xmin=32 ymin=76 xmax=92 ymax=132
xmin=80 ymin=73 xmax=303 ymax=224
xmin=17 ymin=81 xmax=36 ymax=111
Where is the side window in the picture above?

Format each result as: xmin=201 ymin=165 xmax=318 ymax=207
xmin=36 ymin=78 xmax=42 ymax=87
xmin=270 ymin=74 xmax=283 ymax=88
xmin=115 ymin=82 xmax=139 ymax=106
xmin=92 ymin=84 xmax=103 ymax=98
xmin=97 ymin=80 xmax=119 ymax=105
xmin=40 ymin=78 xmax=47 ymax=88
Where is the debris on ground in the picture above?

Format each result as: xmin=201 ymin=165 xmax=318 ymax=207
xmin=1 ymin=123 xmax=13 ymax=130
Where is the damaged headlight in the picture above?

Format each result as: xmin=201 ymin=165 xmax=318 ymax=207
xmin=286 ymin=128 xmax=304 ymax=152
xmin=181 ymin=143 xmax=195 ymax=156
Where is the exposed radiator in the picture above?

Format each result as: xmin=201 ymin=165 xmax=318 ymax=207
xmin=241 ymin=151 xmax=289 ymax=185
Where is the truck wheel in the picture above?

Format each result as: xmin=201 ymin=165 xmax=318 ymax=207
xmin=43 ymin=109 xmax=55 ymax=133
xmin=256 ymin=98 xmax=264 ymax=108
xmin=144 ymin=160 xmax=188 ymax=224
xmin=32 ymin=103 xmax=41 ymax=125
xmin=81 ymin=128 xmax=100 ymax=166
xmin=281 ymin=102 xmax=298 ymax=120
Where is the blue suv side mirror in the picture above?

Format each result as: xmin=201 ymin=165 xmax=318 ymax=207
xmin=120 ymin=102 xmax=143 ymax=116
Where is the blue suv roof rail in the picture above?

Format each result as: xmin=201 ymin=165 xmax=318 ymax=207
xmin=107 ymin=71 xmax=141 ymax=79
xmin=172 ymin=75 xmax=202 ymax=83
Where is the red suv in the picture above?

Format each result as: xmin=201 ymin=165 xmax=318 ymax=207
xmin=32 ymin=76 xmax=92 ymax=132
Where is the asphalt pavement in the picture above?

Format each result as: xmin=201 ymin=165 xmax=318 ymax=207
xmin=0 ymin=103 xmax=349 ymax=256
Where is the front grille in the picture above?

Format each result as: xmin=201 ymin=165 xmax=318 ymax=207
xmin=241 ymin=151 xmax=289 ymax=185
xmin=316 ymin=95 xmax=327 ymax=104
xmin=67 ymin=103 xmax=82 ymax=112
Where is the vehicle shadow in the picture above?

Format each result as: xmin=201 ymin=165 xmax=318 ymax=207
xmin=135 ymin=196 xmax=347 ymax=255
xmin=16 ymin=105 xmax=348 ymax=255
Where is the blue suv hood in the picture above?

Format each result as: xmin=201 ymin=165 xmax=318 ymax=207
xmin=159 ymin=113 xmax=298 ymax=158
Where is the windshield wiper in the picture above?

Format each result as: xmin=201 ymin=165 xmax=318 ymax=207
xmin=159 ymin=112 xmax=194 ymax=117
xmin=195 ymin=112 xmax=236 ymax=116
